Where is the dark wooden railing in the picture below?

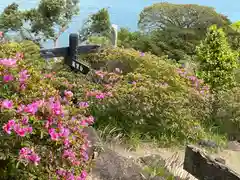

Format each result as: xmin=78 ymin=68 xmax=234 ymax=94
xmin=40 ymin=33 xmax=100 ymax=74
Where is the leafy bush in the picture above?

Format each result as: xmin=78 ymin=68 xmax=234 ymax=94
xmin=0 ymin=43 xmax=93 ymax=179
xmin=82 ymin=48 xmax=212 ymax=144
xmin=196 ymin=25 xmax=238 ymax=91
xmin=214 ymin=87 xmax=240 ymax=140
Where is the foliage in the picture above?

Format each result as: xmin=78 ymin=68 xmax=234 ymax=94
xmin=0 ymin=0 xmax=79 ymax=45
xmin=227 ymin=22 xmax=240 ymax=50
xmin=138 ymin=3 xmax=231 ymax=32
xmin=115 ymin=3 xmax=231 ymax=61
xmin=196 ymin=25 xmax=238 ymax=91
xmin=215 ymin=88 xmax=240 ymax=140
xmin=0 ymin=42 xmax=92 ymax=179
xmin=0 ymin=3 xmax=23 ymax=32
xmin=81 ymin=48 xmax=211 ymax=144
xmin=79 ymin=8 xmax=111 ymax=43
xmin=87 ymin=36 xmax=112 ymax=46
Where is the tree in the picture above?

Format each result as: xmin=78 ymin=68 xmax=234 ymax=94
xmin=0 ymin=3 xmax=23 ymax=32
xmin=196 ymin=25 xmax=238 ymax=91
xmin=79 ymin=8 xmax=111 ymax=42
xmin=227 ymin=21 xmax=240 ymax=50
xmin=0 ymin=0 xmax=80 ymax=47
xmin=26 ymin=0 xmax=80 ymax=47
xmin=138 ymin=3 xmax=231 ymax=32
xmin=136 ymin=3 xmax=231 ymax=61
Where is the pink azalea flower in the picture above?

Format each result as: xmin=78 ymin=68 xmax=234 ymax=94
xmin=59 ymin=127 xmax=70 ymax=138
xmin=21 ymin=116 xmax=28 ymax=125
xmin=17 ymin=104 xmax=25 ymax=113
xmin=19 ymin=147 xmax=40 ymax=165
xmin=3 ymin=74 xmax=14 ymax=82
xmin=19 ymin=70 xmax=30 ymax=83
xmin=29 ymin=154 xmax=41 ymax=165
xmin=86 ymin=116 xmax=94 ymax=125
xmin=3 ymin=123 xmax=12 ymax=134
xmin=95 ymin=93 xmax=105 ymax=99
xmin=24 ymin=102 xmax=39 ymax=115
xmin=64 ymin=90 xmax=73 ymax=98
xmin=81 ymin=170 xmax=88 ymax=179
xmin=79 ymin=102 xmax=89 ymax=108
xmin=1 ymin=99 xmax=13 ymax=109
xmin=49 ymin=128 xmax=59 ymax=141
xmin=0 ymin=58 xmax=17 ymax=67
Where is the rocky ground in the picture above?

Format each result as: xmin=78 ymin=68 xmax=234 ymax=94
xmin=84 ymin=127 xmax=240 ymax=180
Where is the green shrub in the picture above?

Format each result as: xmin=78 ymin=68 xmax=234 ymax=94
xmin=81 ymin=48 xmax=212 ymax=144
xmin=215 ymin=87 xmax=240 ymax=140
xmin=196 ymin=25 xmax=238 ymax=91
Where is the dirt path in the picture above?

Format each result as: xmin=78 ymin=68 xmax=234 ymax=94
xmin=86 ymin=137 xmax=240 ymax=180
xmin=108 ymin=142 xmax=240 ymax=179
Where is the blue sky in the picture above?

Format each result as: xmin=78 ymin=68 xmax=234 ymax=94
xmin=0 ymin=0 xmax=239 ymax=22
xmin=0 ymin=0 xmax=239 ymax=47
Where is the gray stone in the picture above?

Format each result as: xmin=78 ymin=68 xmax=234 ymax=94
xmin=92 ymin=148 xmax=151 ymax=180
xmin=138 ymin=154 xmax=166 ymax=168
xmin=198 ymin=139 xmax=218 ymax=148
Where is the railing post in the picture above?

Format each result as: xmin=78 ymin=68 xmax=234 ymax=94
xmin=66 ymin=33 xmax=78 ymax=66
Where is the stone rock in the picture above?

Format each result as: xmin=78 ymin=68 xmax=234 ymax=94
xmin=82 ymin=126 xmax=103 ymax=160
xmin=92 ymin=148 xmax=151 ymax=180
xmin=228 ymin=141 xmax=240 ymax=151
xmin=138 ymin=154 xmax=166 ymax=168
xmin=198 ymin=139 xmax=218 ymax=148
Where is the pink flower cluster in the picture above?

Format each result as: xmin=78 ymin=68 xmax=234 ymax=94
xmin=80 ymin=116 xmax=94 ymax=126
xmin=56 ymin=169 xmax=88 ymax=180
xmin=176 ymin=68 xmax=209 ymax=95
xmin=48 ymin=98 xmax=63 ymax=116
xmin=48 ymin=126 xmax=70 ymax=142
xmin=64 ymin=90 xmax=74 ymax=99
xmin=3 ymin=119 xmax=32 ymax=136
xmin=19 ymin=147 xmax=40 ymax=165
xmin=0 ymin=53 xmax=94 ymax=179
xmin=95 ymin=70 xmax=107 ymax=79
xmin=3 ymin=74 xmax=14 ymax=82
xmin=79 ymin=101 xmax=89 ymax=108
xmin=62 ymin=149 xmax=80 ymax=166
xmin=1 ymin=99 xmax=13 ymax=109
xmin=0 ymin=55 xmax=30 ymax=90
xmin=0 ymin=58 xmax=17 ymax=67
xmin=86 ymin=90 xmax=113 ymax=99
xmin=16 ymin=100 xmax=44 ymax=115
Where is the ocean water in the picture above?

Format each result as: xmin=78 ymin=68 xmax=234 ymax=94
xmin=0 ymin=0 xmax=161 ymax=48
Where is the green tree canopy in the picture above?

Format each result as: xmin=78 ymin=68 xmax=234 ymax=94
xmin=138 ymin=3 xmax=231 ymax=32
xmin=79 ymin=8 xmax=111 ymax=42
xmin=0 ymin=3 xmax=23 ymax=32
xmin=0 ymin=0 xmax=79 ymax=46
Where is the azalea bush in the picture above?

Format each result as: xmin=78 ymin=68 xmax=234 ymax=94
xmin=0 ymin=49 xmax=93 ymax=179
xmin=78 ymin=48 xmax=212 ymax=144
